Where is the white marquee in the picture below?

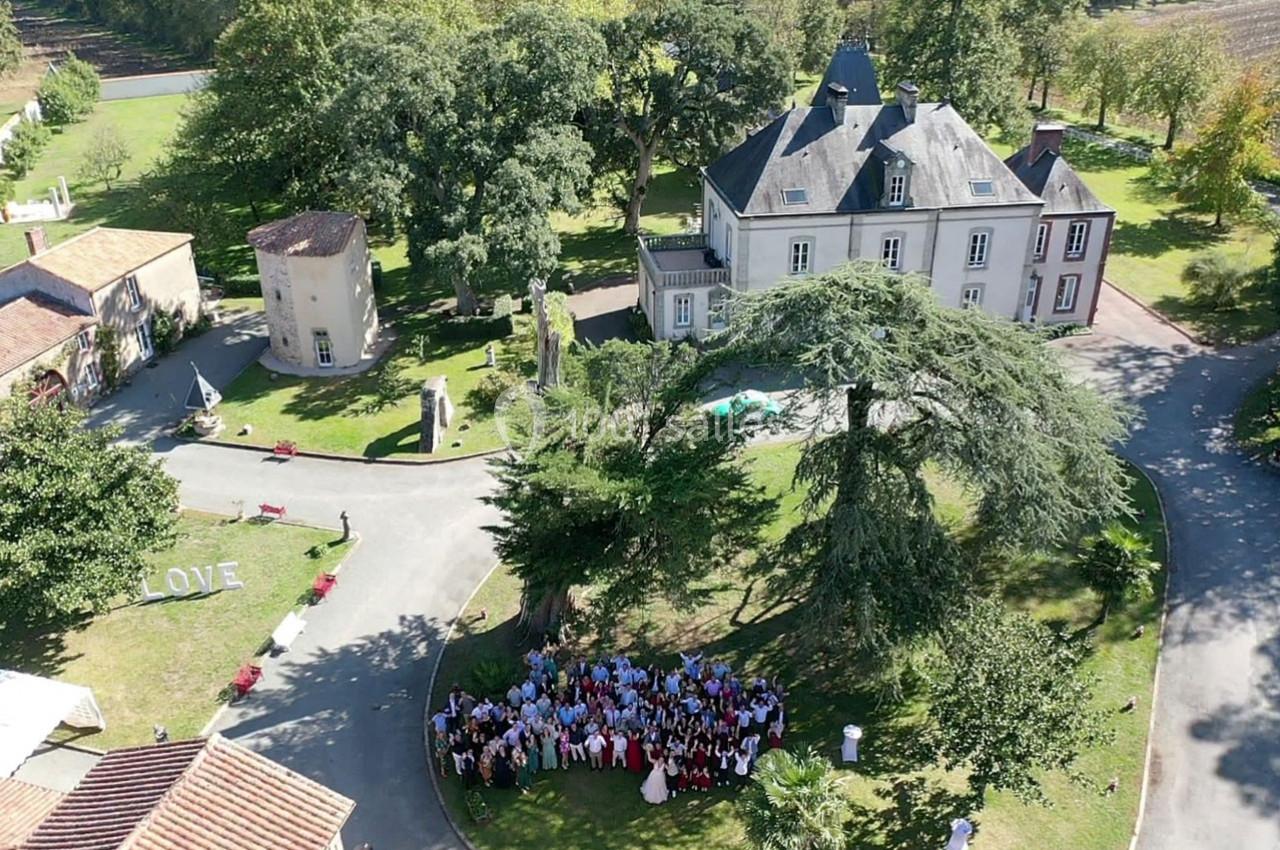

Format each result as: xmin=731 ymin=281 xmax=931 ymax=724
xmin=0 ymin=670 xmax=105 ymax=778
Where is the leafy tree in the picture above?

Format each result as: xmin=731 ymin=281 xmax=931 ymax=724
xmin=1134 ymin=20 xmax=1227 ymax=150
xmin=796 ymin=0 xmax=842 ymax=76
xmin=0 ymin=1 xmax=23 ymax=76
xmin=1079 ymin=522 xmax=1160 ymax=622
xmin=1009 ymin=0 xmax=1086 ymax=111
xmin=739 ymin=748 xmax=849 ymax=850
xmin=598 ymin=0 xmax=789 ymax=233
xmin=879 ymin=0 xmax=1023 ymax=132
xmin=38 ymin=54 xmax=100 ymax=125
xmin=484 ymin=340 xmax=776 ymax=634
xmin=717 ymin=262 xmax=1131 ymax=668
xmin=0 ymin=397 xmax=179 ymax=624
xmin=1171 ymin=71 xmax=1278 ymax=228
xmin=1063 ymin=17 xmax=1138 ymax=131
xmin=1181 ymin=251 xmax=1253 ymax=310
xmin=926 ymin=597 xmax=1110 ymax=804
xmin=78 ymin=124 xmax=131 ymax=190
xmin=333 ymin=8 xmax=604 ymax=314
xmin=4 ymin=118 xmax=50 ymax=179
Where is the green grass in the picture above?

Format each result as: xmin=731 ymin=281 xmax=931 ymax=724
xmin=435 ymin=441 xmax=1165 ymax=850
xmin=0 ymin=95 xmax=190 ymax=269
xmin=0 ymin=511 xmax=350 ymax=749
xmin=1234 ymin=367 xmax=1280 ymax=459
xmin=987 ymin=135 xmax=1277 ymax=345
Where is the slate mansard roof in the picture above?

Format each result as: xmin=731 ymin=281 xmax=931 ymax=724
xmin=706 ymin=100 xmax=1043 ymax=217
xmin=1004 ymin=145 xmax=1111 ymax=215
xmin=810 ymin=44 xmax=881 ymax=107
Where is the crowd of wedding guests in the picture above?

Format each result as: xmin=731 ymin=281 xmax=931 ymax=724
xmin=431 ymin=648 xmax=787 ymax=801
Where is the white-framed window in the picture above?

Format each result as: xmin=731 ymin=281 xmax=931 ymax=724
xmin=881 ymin=235 xmax=902 ymax=270
xmin=781 ymin=188 xmax=808 ymax=206
xmin=967 ymin=231 xmax=990 ymax=268
xmin=887 ymin=174 xmax=905 ymax=206
xmin=313 ymin=329 xmax=334 ymax=367
xmin=1033 ymin=222 xmax=1049 ymax=260
xmin=673 ymin=294 xmax=693 ymax=328
xmin=124 ymin=275 xmax=142 ymax=311
xmin=135 ymin=319 xmax=154 ymax=359
xmin=961 ymin=285 xmax=983 ymax=310
xmin=1024 ymin=276 xmax=1040 ymax=311
xmin=1065 ymin=221 xmax=1088 ymax=258
xmin=76 ymin=329 xmax=92 ymax=351
xmin=85 ymin=362 xmax=101 ymax=391
xmin=968 ymin=179 xmax=995 ymax=197
xmin=1055 ymin=275 xmax=1079 ymax=312
xmin=789 ymin=239 xmax=812 ymax=275
xmin=708 ymin=287 xmax=728 ymax=329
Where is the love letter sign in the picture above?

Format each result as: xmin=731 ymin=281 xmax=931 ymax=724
xmin=141 ymin=562 xmax=245 ymax=601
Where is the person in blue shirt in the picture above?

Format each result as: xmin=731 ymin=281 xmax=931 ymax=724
xmin=557 ymin=703 xmax=576 ymax=727
xmin=620 ymin=685 xmax=638 ymax=707
xmin=712 ymin=659 xmax=730 ymax=680
xmin=680 ymin=651 xmax=703 ymax=679
xmin=573 ymin=699 xmax=588 ymax=721
xmin=592 ymin=663 xmax=609 ymax=683
xmin=521 ymin=679 xmax=537 ymax=703
xmin=618 ymin=665 xmax=635 ymax=686
xmin=665 ymin=670 xmax=682 ymax=695
xmin=684 ymin=694 xmax=702 ymax=716
xmin=507 ymin=684 xmax=523 ymax=708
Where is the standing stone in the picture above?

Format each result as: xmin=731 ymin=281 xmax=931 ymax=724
xmin=420 ymin=376 xmax=448 ymax=454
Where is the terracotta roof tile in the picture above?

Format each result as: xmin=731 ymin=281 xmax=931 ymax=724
xmin=246 ymin=211 xmax=361 ymax=257
xmin=0 ymin=294 xmax=96 ymax=378
xmin=20 ymin=737 xmax=353 ymax=850
xmin=26 ymin=228 xmax=193 ymax=293
xmin=0 ymin=779 xmax=64 ymax=850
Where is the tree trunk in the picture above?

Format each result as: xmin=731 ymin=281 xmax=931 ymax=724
xmin=1164 ymin=114 xmax=1177 ymax=150
xmin=1097 ymin=97 xmax=1108 ymax=131
xmin=624 ymin=146 xmax=655 ymax=235
xmin=1040 ymin=78 xmax=1049 ymax=111
xmin=519 ymin=582 xmax=573 ymax=640
xmin=1214 ymin=207 xmax=1223 ymax=228
xmin=1027 ymin=75 xmax=1038 ymax=103
xmin=453 ymin=275 xmax=479 ymax=317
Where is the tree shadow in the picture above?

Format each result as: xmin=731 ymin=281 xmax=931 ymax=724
xmin=855 ymin=776 xmax=978 ymax=850
xmin=1110 ymin=214 xmax=1225 ymax=259
xmin=362 ymin=420 xmax=420 ymax=458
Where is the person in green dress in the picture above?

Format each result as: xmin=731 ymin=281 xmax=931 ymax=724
xmin=529 ymin=734 xmax=542 ymax=773
xmin=541 ymin=725 xmax=558 ymax=770
xmin=515 ymin=747 xmax=533 ymax=792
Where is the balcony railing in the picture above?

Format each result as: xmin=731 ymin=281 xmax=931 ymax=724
xmin=637 ymin=232 xmax=731 ymax=290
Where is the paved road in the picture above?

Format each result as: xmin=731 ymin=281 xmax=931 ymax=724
xmin=1056 ymin=285 xmax=1280 ymax=850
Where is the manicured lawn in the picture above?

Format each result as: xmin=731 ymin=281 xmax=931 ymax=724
xmin=0 ymin=94 xmax=190 ymax=268
xmin=0 ymin=511 xmax=350 ymax=749
xmin=1234 ymin=367 xmax=1280 ymax=460
xmin=987 ymin=136 xmax=1277 ymax=345
xmin=434 ymin=441 xmax=1166 ymax=850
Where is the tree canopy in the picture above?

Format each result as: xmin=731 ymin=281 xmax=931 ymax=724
xmin=1063 ymin=17 xmax=1138 ymax=131
xmin=1134 ymin=20 xmax=1227 ymax=150
xmin=739 ymin=747 xmax=849 ymax=850
xmin=0 ymin=1 xmax=23 ymax=76
xmin=1079 ymin=522 xmax=1160 ymax=622
xmin=0 ymin=397 xmax=179 ymax=624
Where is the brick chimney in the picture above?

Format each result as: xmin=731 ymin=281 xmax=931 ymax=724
xmin=1029 ymin=123 xmax=1065 ymax=163
xmin=826 ymin=82 xmax=849 ymax=125
xmin=24 ymin=227 xmax=48 ymax=257
xmin=896 ymin=82 xmax=918 ymax=124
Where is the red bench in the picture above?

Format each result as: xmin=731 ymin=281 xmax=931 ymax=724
xmin=273 ymin=440 xmax=298 ymax=458
xmin=232 ymin=663 xmax=263 ymax=698
xmin=312 ymin=572 xmax=338 ymax=602
xmin=258 ymin=503 xmax=287 ymax=520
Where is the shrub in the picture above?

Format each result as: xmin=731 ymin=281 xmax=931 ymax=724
xmin=469 ymin=656 xmax=522 ymax=699
xmin=4 ymin=119 xmax=51 ymax=179
xmin=151 ymin=309 xmax=183 ymax=355
xmin=1182 ymin=251 xmax=1252 ymax=311
xmin=219 ymin=274 xmax=262 ymax=298
xmin=492 ymin=294 xmax=515 ymax=336
xmin=39 ymin=54 xmax=101 ymax=125
xmin=96 ymin=326 xmax=121 ymax=390
xmin=466 ymin=370 xmax=520 ymax=414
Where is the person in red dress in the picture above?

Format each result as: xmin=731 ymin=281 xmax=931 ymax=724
xmin=626 ymin=730 xmax=645 ymax=773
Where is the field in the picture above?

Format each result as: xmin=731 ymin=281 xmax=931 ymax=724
xmin=0 ymin=94 xmax=189 ymax=268
xmin=0 ymin=511 xmax=351 ymax=749
xmin=435 ymin=442 xmax=1166 ymax=850
xmin=1120 ymin=0 xmax=1280 ymax=62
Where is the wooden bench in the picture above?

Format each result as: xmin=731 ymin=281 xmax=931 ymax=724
xmin=258 ymin=503 xmax=287 ymax=520
xmin=273 ymin=440 xmax=298 ymax=458
xmin=232 ymin=663 xmax=263 ymax=698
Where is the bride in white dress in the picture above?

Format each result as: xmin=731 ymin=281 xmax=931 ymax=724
xmin=641 ymin=754 xmax=668 ymax=805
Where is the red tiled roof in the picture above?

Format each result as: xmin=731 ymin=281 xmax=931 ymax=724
xmin=21 ymin=736 xmax=354 ymax=850
xmin=246 ymin=211 xmax=361 ymax=257
xmin=0 ymin=779 xmax=64 ymax=850
xmin=0 ymin=294 xmax=96 ymax=378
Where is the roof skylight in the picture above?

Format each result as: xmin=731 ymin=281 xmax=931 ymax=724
xmin=781 ymin=188 xmax=808 ymax=205
xmin=969 ymin=180 xmax=995 ymax=197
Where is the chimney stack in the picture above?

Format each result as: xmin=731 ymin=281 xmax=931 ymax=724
xmin=1029 ymin=123 xmax=1065 ymax=163
xmin=896 ymin=82 xmax=918 ymax=124
xmin=826 ymin=82 xmax=849 ymax=125
xmin=24 ymin=227 xmax=48 ymax=257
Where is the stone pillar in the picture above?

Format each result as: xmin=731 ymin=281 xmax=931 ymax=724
xmin=58 ymin=176 xmax=70 ymax=208
xmin=419 ymin=376 xmax=453 ymax=454
xmin=49 ymin=188 xmax=61 ymax=219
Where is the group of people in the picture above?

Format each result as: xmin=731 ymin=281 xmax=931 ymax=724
xmin=430 ymin=648 xmax=787 ymax=804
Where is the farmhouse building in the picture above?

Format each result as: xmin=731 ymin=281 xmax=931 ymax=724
xmin=637 ymin=45 xmax=1112 ymax=340
xmin=0 ymin=227 xmax=200 ymax=402
xmin=248 ymin=211 xmax=379 ymax=372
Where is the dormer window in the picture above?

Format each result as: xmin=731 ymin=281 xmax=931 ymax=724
xmin=887 ymin=175 xmax=905 ymax=206
xmin=782 ymin=188 xmax=808 ymax=206
xmin=969 ymin=179 xmax=995 ymax=197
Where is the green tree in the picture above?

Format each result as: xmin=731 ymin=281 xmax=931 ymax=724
xmin=599 ymin=0 xmax=790 ymax=233
xmin=1134 ymin=20 xmax=1227 ymax=150
xmin=1079 ymin=522 xmax=1160 ymax=622
xmin=1063 ymin=17 xmax=1138 ymax=131
xmin=879 ymin=0 xmax=1023 ymax=132
xmin=718 ymin=262 xmax=1130 ymax=668
xmin=927 ymin=598 xmax=1110 ymax=804
xmin=333 ymin=7 xmax=604 ymax=314
xmin=4 ymin=118 xmax=50 ymax=179
xmin=78 ymin=124 xmax=131 ymax=190
xmin=0 ymin=1 xmax=24 ymax=76
xmin=1172 ymin=71 xmax=1278 ymax=228
xmin=484 ymin=340 xmax=776 ymax=634
xmin=0 ymin=397 xmax=179 ymax=623
xmin=739 ymin=748 xmax=849 ymax=850
xmin=1009 ymin=0 xmax=1086 ymax=111
xmin=38 ymin=54 xmax=100 ymax=125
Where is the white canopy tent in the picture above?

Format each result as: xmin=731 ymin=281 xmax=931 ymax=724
xmin=0 ymin=670 xmax=105 ymax=778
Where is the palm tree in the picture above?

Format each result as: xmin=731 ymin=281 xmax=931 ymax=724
xmin=1079 ymin=523 xmax=1160 ymax=622
xmin=738 ymin=748 xmax=849 ymax=850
